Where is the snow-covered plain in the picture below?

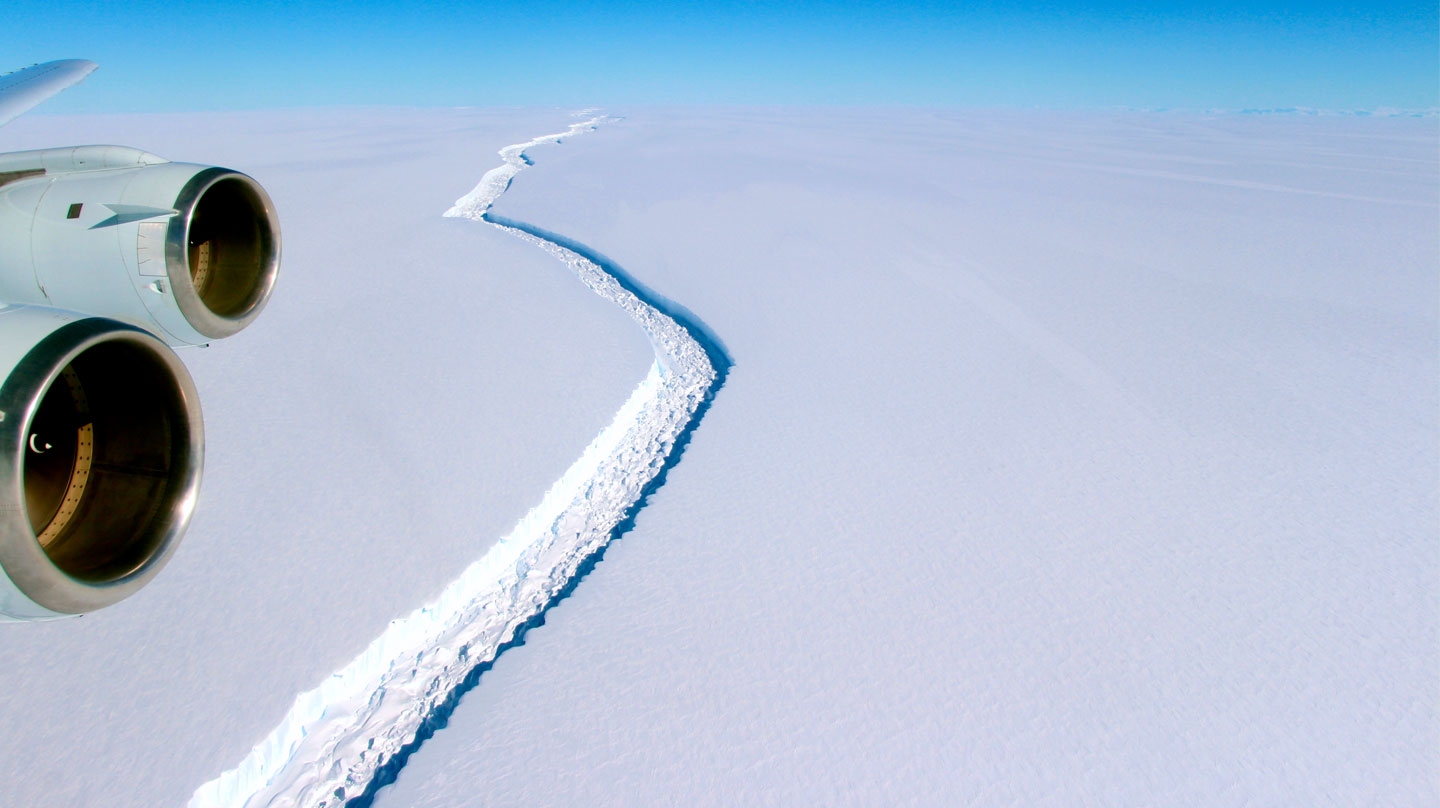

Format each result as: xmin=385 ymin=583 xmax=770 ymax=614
xmin=0 ymin=107 xmax=1435 ymax=806
xmin=378 ymin=110 xmax=1438 ymax=806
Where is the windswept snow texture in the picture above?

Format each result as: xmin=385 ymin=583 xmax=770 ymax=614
xmin=191 ymin=117 xmax=718 ymax=807
xmin=0 ymin=110 xmax=653 ymax=807
xmin=377 ymin=110 xmax=1438 ymax=807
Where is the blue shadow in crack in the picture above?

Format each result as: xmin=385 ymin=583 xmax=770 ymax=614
xmin=488 ymin=213 xmax=733 ymax=369
xmin=346 ymin=218 xmax=732 ymax=808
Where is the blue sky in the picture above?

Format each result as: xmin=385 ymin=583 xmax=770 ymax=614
xmin=2 ymin=0 xmax=1435 ymax=112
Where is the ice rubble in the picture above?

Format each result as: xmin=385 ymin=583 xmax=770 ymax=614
xmin=190 ymin=117 xmax=716 ymax=808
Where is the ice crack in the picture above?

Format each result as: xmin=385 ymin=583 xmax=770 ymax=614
xmin=190 ymin=115 xmax=724 ymax=808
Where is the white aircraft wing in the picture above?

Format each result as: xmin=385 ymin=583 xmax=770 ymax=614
xmin=0 ymin=59 xmax=98 ymax=127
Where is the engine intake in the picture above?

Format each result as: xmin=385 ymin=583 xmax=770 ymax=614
xmin=168 ymin=168 xmax=280 ymax=339
xmin=0 ymin=312 xmax=201 ymax=618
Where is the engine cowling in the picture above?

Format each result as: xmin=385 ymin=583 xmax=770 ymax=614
xmin=0 ymin=145 xmax=278 ymax=619
xmin=0 ymin=146 xmax=280 ymax=346
xmin=0 ymin=307 xmax=202 ymax=620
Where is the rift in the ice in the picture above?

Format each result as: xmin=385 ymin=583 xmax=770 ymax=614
xmin=345 ymin=224 xmax=732 ymax=808
xmin=189 ymin=116 xmax=720 ymax=808
xmin=487 ymin=214 xmax=733 ymax=367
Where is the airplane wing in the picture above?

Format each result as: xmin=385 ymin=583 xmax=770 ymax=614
xmin=0 ymin=59 xmax=98 ymax=127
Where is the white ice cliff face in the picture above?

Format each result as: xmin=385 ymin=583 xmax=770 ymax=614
xmin=190 ymin=116 xmax=717 ymax=808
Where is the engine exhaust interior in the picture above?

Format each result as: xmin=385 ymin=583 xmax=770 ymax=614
xmin=23 ymin=339 xmax=193 ymax=583
xmin=186 ymin=176 xmax=276 ymax=321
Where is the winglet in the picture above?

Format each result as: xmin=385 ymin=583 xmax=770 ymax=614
xmin=0 ymin=59 xmax=99 ymax=128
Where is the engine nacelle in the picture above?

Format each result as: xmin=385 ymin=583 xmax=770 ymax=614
xmin=0 ymin=306 xmax=202 ymax=620
xmin=0 ymin=146 xmax=280 ymax=346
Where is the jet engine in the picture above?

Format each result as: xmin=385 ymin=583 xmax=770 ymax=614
xmin=0 ymin=146 xmax=278 ymax=620
xmin=0 ymin=146 xmax=280 ymax=345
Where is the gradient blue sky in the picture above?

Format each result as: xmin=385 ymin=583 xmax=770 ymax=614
xmin=3 ymin=1 xmax=1435 ymax=112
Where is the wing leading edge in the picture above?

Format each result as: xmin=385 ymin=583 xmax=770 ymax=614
xmin=0 ymin=59 xmax=98 ymax=127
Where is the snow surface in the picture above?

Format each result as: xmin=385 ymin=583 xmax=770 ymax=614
xmin=0 ymin=107 xmax=1434 ymax=807
xmin=375 ymin=110 xmax=1438 ymax=806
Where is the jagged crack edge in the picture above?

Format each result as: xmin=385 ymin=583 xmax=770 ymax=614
xmin=485 ymin=214 xmax=732 ymax=372
xmin=189 ymin=116 xmax=728 ymax=808
xmin=347 ymin=221 xmax=733 ymax=808
xmin=346 ymin=348 xmax=727 ymax=807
